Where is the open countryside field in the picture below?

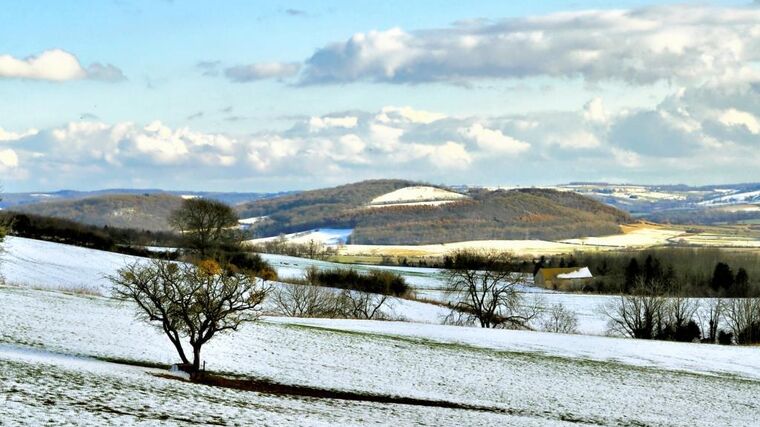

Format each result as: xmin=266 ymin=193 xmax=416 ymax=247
xmin=334 ymin=222 xmax=760 ymax=259
xmin=2 ymin=286 xmax=760 ymax=426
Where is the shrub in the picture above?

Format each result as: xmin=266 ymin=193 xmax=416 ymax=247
xmin=306 ymin=268 xmax=408 ymax=296
xmin=718 ymin=330 xmax=734 ymax=345
xmin=540 ymin=303 xmax=579 ymax=334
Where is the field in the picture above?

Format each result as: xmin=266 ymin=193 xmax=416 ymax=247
xmin=3 ymin=236 xmax=760 ymax=425
xmin=3 ymin=286 xmax=760 ymax=426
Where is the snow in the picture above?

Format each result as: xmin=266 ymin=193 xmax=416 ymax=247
xmin=0 ymin=236 xmax=140 ymax=292
xmin=2 ymin=286 xmax=760 ymax=426
xmin=699 ymin=189 xmax=760 ymax=206
xmin=369 ymin=186 xmax=467 ymax=205
xmin=248 ymin=228 xmax=353 ymax=245
xmin=556 ymin=267 xmax=592 ymax=279
xmin=238 ymin=215 xmax=268 ymax=225
xmin=366 ymin=199 xmax=462 ymax=208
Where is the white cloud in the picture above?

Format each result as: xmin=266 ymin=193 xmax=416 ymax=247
xmin=376 ymin=106 xmax=447 ymax=124
xmin=0 ymin=127 xmax=38 ymax=141
xmin=368 ymin=123 xmax=404 ymax=151
xmin=225 ymin=62 xmax=301 ymax=82
xmin=0 ymin=149 xmax=19 ymax=169
xmin=0 ymin=49 xmax=124 ymax=82
xmin=409 ymin=141 xmax=472 ymax=169
xmin=459 ymin=123 xmax=530 ymax=154
xmin=300 ymin=5 xmax=760 ymax=85
xmin=548 ymin=130 xmax=600 ymax=149
xmin=583 ymin=97 xmax=609 ymax=124
xmin=309 ymin=115 xmax=358 ymax=131
xmin=719 ymin=108 xmax=760 ymax=134
xmin=611 ymin=148 xmax=641 ymax=168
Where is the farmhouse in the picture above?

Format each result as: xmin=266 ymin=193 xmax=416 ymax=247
xmin=534 ymin=267 xmax=593 ymax=291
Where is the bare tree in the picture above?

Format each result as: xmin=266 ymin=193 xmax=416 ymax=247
xmin=541 ymin=303 xmax=579 ymax=334
xmin=664 ymin=295 xmax=698 ymax=330
xmin=169 ymin=198 xmax=240 ymax=257
xmin=723 ymin=298 xmax=760 ymax=344
xmin=110 ymin=259 xmax=268 ymax=374
xmin=271 ymin=268 xmax=338 ymax=317
xmin=337 ymin=289 xmax=389 ymax=320
xmin=698 ymin=298 xmax=724 ymax=343
xmin=602 ymin=277 xmax=667 ymax=339
xmin=445 ymin=250 xmax=539 ymax=329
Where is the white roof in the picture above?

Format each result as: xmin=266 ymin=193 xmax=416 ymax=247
xmin=556 ymin=267 xmax=593 ymax=279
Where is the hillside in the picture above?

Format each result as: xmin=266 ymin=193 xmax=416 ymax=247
xmin=239 ymin=181 xmax=631 ymax=244
xmin=10 ymin=193 xmax=184 ymax=231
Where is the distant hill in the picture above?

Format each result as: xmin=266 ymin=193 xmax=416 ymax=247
xmin=0 ymin=188 xmax=287 ymax=210
xmin=239 ymin=180 xmax=631 ymax=244
xmin=4 ymin=189 xmax=289 ymax=231
xmin=10 ymin=193 xmax=185 ymax=231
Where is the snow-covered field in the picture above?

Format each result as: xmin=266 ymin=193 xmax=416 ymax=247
xmin=248 ymin=228 xmax=354 ymax=245
xmin=559 ymin=225 xmax=684 ymax=248
xmin=0 ymin=236 xmax=140 ymax=292
xmin=369 ymin=186 xmax=467 ymax=206
xmin=1 ymin=286 xmax=759 ymax=426
xmin=699 ymin=189 xmax=760 ymax=206
xmin=2 ymin=237 xmax=760 ymax=425
xmin=0 ymin=236 xmax=635 ymax=335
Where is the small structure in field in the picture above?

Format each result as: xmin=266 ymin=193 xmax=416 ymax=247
xmin=534 ymin=267 xmax=593 ymax=291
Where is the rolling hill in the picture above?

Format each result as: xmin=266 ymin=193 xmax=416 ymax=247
xmin=9 ymin=193 xmax=185 ymax=231
xmin=238 ymin=180 xmax=631 ymax=244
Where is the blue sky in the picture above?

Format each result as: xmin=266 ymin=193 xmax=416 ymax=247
xmin=1 ymin=1 xmax=759 ymax=191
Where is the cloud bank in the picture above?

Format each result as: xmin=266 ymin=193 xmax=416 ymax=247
xmin=300 ymin=5 xmax=760 ymax=85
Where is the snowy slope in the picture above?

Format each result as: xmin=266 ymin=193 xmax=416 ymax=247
xmin=699 ymin=189 xmax=760 ymax=206
xmin=0 ymin=236 xmax=141 ymax=292
xmin=0 ymin=237 xmax=449 ymax=324
xmin=369 ymin=186 xmax=467 ymax=205
xmin=2 ymin=286 xmax=760 ymax=427
xmin=248 ymin=228 xmax=353 ymax=245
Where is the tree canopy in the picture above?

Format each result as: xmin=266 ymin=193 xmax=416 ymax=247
xmin=111 ymin=259 xmax=268 ymax=374
xmin=169 ymin=198 xmax=240 ymax=257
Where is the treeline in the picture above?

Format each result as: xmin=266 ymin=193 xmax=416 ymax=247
xmin=645 ymin=208 xmax=760 ymax=225
xmin=0 ymin=211 xmax=181 ymax=258
xmin=604 ymin=284 xmax=760 ymax=345
xmin=532 ymin=248 xmax=760 ymax=297
xmin=248 ymin=237 xmax=337 ymax=260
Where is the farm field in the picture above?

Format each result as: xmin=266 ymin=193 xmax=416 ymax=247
xmin=253 ymin=222 xmax=760 ymax=261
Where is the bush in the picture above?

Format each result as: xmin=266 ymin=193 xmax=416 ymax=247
xmin=306 ymin=268 xmax=409 ymax=296
xmin=273 ymin=267 xmax=391 ymax=320
xmin=718 ymin=330 xmax=734 ymax=345
xmin=656 ymin=320 xmax=701 ymax=342
xmin=540 ymin=303 xmax=578 ymax=334
xmin=737 ymin=322 xmax=760 ymax=345
xmin=218 ymin=250 xmax=277 ymax=280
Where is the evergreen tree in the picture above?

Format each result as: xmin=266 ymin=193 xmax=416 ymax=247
xmin=624 ymin=258 xmax=640 ymax=293
xmin=733 ymin=268 xmax=750 ymax=297
xmin=711 ymin=262 xmax=734 ymax=294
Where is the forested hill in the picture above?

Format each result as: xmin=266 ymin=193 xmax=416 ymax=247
xmin=10 ymin=193 xmax=185 ymax=232
xmin=239 ymin=181 xmax=632 ymax=244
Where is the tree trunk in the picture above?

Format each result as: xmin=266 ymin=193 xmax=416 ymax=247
xmin=192 ymin=345 xmax=202 ymax=373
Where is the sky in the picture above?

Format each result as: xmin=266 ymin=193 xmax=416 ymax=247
xmin=1 ymin=0 xmax=759 ymax=192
